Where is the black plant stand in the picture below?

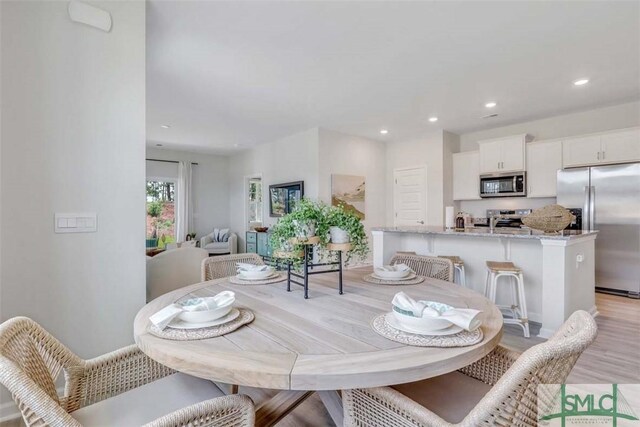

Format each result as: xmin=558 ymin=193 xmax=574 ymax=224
xmin=285 ymin=241 xmax=351 ymax=299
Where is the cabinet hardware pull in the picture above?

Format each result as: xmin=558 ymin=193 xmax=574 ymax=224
xmin=597 ymin=151 xmax=600 ymax=160
xmin=602 ymin=151 xmax=605 ymax=160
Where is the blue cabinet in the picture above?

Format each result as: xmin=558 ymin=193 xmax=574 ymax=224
xmin=246 ymin=231 xmax=271 ymax=257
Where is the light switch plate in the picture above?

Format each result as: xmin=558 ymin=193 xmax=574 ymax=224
xmin=54 ymin=213 xmax=97 ymax=233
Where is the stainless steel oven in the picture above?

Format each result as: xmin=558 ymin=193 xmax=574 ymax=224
xmin=479 ymin=172 xmax=526 ymax=198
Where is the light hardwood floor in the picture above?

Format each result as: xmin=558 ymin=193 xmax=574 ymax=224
xmin=2 ymin=293 xmax=638 ymax=427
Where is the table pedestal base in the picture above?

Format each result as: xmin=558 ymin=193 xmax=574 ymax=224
xmin=255 ymin=390 xmax=313 ymax=427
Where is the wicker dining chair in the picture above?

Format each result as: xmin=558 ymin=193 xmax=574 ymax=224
xmin=343 ymin=310 xmax=597 ymax=427
xmin=201 ymin=253 xmax=266 ymax=281
xmin=389 ymin=253 xmax=454 ymax=282
xmin=0 ymin=317 xmax=255 ymax=427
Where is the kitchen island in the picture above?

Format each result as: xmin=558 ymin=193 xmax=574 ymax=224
xmin=371 ymin=226 xmax=598 ymax=338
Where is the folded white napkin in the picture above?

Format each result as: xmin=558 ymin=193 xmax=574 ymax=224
xmin=379 ymin=263 xmax=411 ymax=272
xmin=236 ymin=263 xmax=269 ymax=272
xmin=149 ymin=291 xmax=235 ymax=330
xmin=391 ymin=292 xmax=482 ymax=331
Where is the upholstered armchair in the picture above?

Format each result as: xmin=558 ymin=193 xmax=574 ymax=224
xmin=201 ymin=231 xmax=237 ymax=255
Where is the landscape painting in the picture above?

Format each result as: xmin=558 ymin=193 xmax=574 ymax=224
xmin=331 ymin=174 xmax=365 ymax=220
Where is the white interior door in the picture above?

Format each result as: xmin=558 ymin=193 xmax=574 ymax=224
xmin=394 ymin=166 xmax=427 ymax=226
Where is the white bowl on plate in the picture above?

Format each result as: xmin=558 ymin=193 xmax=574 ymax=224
xmin=177 ymin=294 xmax=235 ymax=323
xmin=392 ymin=301 xmax=454 ymax=332
xmin=374 ymin=268 xmax=411 ymax=279
xmin=238 ymin=267 xmax=274 ymax=280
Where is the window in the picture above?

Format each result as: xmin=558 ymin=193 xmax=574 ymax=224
xmin=248 ymin=178 xmax=263 ymax=224
xmin=146 ymin=180 xmax=176 ymax=247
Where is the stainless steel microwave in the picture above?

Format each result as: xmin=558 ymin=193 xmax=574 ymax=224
xmin=479 ymin=172 xmax=526 ymax=198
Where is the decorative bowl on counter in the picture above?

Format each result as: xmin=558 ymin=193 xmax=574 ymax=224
xmin=253 ymin=226 xmax=269 ymax=232
xmin=521 ymin=205 xmax=576 ymax=233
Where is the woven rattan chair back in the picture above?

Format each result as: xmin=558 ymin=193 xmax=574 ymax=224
xmin=201 ymin=253 xmax=265 ymax=281
xmin=343 ymin=310 xmax=598 ymax=427
xmin=389 ymin=253 xmax=454 ymax=282
xmin=0 ymin=317 xmax=255 ymax=427
xmin=0 ymin=317 xmax=83 ymax=424
xmin=461 ymin=310 xmax=597 ymax=426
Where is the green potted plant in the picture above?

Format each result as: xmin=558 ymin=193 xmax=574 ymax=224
xmin=326 ymin=204 xmax=369 ymax=264
xmin=146 ymin=201 xmax=162 ymax=248
xmin=270 ymin=199 xmax=327 ymax=257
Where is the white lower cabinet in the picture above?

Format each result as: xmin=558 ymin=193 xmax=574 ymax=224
xmin=526 ymin=140 xmax=562 ymax=198
xmin=453 ymin=151 xmax=480 ymax=200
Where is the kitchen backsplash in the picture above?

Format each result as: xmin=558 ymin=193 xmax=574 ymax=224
xmin=459 ymin=197 xmax=556 ymax=220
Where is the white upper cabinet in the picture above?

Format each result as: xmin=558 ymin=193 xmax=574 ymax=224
xmin=526 ymin=140 xmax=562 ymax=198
xmin=563 ymin=128 xmax=640 ymax=168
xmin=453 ymin=151 xmax=480 ymax=200
xmin=563 ymin=135 xmax=604 ymax=167
xmin=478 ymin=134 xmax=530 ymax=174
xmin=600 ymin=129 xmax=640 ymax=164
xmin=478 ymin=140 xmax=502 ymax=174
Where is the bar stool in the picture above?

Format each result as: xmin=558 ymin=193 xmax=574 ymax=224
xmin=485 ymin=261 xmax=530 ymax=338
xmin=438 ymin=255 xmax=466 ymax=287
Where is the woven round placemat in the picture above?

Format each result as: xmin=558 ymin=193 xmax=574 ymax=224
xmin=363 ymin=274 xmax=425 ymax=285
xmin=228 ymin=273 xmax=287 ymax=285
xmin=148 ymin=308 xmax=254 ymax=341
xmin=371 ymin=313 xmax=483 ymax=347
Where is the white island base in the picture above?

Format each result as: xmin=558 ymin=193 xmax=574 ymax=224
xmin=372 ymin=227 xmax=598 ymax=338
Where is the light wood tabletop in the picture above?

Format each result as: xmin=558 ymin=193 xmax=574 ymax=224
xmin=134 ymin=267 xmax=503 ymax=426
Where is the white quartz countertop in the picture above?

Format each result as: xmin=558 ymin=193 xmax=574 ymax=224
xmin=371 ymin=226 xmax=598 ymax=241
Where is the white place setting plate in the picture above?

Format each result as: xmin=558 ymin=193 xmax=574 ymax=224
xmin=384 ymin=313 xmax=464 ymax=336
xmin=372 ymin=272 xmax=417 ymax=281
xmin=168 ymin=308 xmax=240 ymax=330
xmin=236 ymin=272 xmax=280 ymax=281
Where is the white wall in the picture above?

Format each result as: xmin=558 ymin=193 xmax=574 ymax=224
xmin=318 ymin=129 xmax=386 ymax=254
xmin=146 ymin=148 xmax=230 ymax=238
xmin=228 ymin=128 xmax=320 ymax=250
xmin=385 ymin=131 xmax=450 ymax=227
xmin=459 ymin=101 xmax=640 ymax=152
xmin=1 ymin=0 xmax=145 ymax=376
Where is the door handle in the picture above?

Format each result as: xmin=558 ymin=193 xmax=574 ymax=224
xmin=583 ymin=186 xmax=590 ymax=232
xmin=417 ymin=220 xmax=424 ymax=224
xmin=589 ymin=186 xmax=595 ymax=230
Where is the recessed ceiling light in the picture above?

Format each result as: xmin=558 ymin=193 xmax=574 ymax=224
xmin=380 ymin=129 xmax=389 ymax=135
xmin=573 ymin=79 xmax=589 ymax=86
xmin=155 ymin=143 xmax=163 ymax=147
xmin=485 ymin=102 xmax=497 ymax=108
xmin=428 ymin=117 xmax=438 ymax=122
xmin=234 ymin=144 xmax=239 ymax=147
xmin=160 ymin=124 xmax=171 ymax=129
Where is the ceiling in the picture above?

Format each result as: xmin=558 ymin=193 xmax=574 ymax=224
xmin=146 ymin=1 xmax=640 ymax=154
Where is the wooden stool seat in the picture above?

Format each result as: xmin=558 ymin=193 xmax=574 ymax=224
xmin=439 ymin=255 xmax=464 ymax=266
xmin=486 ymin=261 xmax=521 ymax=272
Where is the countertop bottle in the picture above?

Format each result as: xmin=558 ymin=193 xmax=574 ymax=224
xmin=455 ymin=213 xmax=465 ymax=231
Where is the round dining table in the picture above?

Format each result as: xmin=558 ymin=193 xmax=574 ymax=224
xmin=134 ymin=267 xmax=503 ymax=427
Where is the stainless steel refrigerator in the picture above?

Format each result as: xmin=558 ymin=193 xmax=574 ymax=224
xmin=557 ymin=163 xmax=640 ymax=297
